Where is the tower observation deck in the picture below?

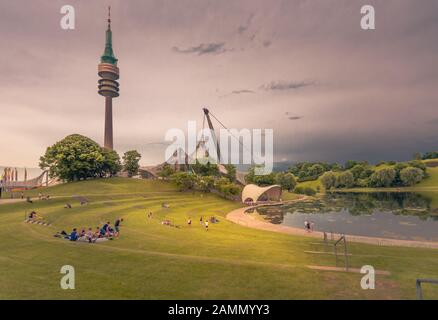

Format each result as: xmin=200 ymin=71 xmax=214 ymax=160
xmin=98 ymin=6 xmax=119 ymax=150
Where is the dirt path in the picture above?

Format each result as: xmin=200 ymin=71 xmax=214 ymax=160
xmin=226 ymin=204 xmax=438 ymax=249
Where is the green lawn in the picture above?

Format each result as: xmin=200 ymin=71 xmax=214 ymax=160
xmin=0 ymin=178 xmax=437 ymax=299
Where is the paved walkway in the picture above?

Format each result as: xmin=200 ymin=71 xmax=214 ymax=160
xmin=226 ymin=204 xmax=438 ymax=249
xmin=0 ymin=199 xmax=25 ymax=205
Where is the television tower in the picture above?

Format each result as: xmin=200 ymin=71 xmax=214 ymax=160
xmin=98 ymin=6 xmax=119 ymax=149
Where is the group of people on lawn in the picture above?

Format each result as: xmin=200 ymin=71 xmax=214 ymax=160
xmin=55 ymin=218 xmax=123 ymax=243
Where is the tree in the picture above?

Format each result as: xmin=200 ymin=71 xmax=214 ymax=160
xmin=39 ymin=134 xmax=121 ymax=181
xmin=223 ymin=164 xmax=237 ymax=182
xmin=336 ymin=171 xmax=354 ymax=188
xmin=158 ymin=163 xmax=175 ymax=178
xmin=320 ymin=171 xmax=337 ymax=190
xmin=422 ymin=151 xmax=438 ymax=160
xmin=308 ymin=164 xmax=324 ymax=176
xmin=215 ymin=177 xmax=240 ymax=196
xmin=171 ymin=172 xmax=196 ymax=191
xmin=369 ymin=168 xmax=396 ymax=187
xmin=196 ymin=175 xmax=215 ymax=192
xmin=122 ymin=150 xmax=141 ymax=177
xmin=275 ymin=172 xmax=297 ymax=191
xmin=400 ymin=167 xmax=424 ymax=186
xmin=100 ymin=148 xmax=122 ymax=177
xmin=245 ymin=165 xmax=275 ymax=186
xmin=192 ymin=161 xmax=219 ymax=176
xmin=413 ymin=152 xmax=422 ymax=160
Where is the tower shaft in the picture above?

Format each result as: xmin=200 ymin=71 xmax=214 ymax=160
xmin=104 ymin=97 xmax=113 ymax=149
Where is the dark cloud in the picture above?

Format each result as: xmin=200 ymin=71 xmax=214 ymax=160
xmin=237 ymin=14 xmax=255 ymax=35
xmin=172 ymin=42 xmax=228 ymax=55
xmin=262 ymin=40 xmax=272 ymax=47
xmin=219 ymin=89 xmax=255 ymax=98
xmin=288 ymin=116 xmax=302 ymax=120
xmin=261 ymin=80 xmax=315 ymax=91
xmin=231 ymin=89 xmax=255 ymax=95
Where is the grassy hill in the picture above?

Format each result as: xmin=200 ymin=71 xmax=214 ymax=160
xmin=0 ymin=178 xmax=437 ymax=299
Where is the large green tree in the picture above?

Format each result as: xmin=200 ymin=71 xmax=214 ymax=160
xmin=122 ymin=150 xmax=142 ymax=177
xmin=39 ymin=134 xmax=121 ymax=181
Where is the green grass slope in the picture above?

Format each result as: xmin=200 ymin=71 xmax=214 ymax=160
xmin=0 ymin=178 xmax=437 ymax=299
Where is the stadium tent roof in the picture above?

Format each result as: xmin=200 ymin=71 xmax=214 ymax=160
xmin=241 ymin=184 xmax=282 ymax=203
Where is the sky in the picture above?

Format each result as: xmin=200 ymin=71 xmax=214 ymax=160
xmin=0 ymin=0 xmax=437 ymax=168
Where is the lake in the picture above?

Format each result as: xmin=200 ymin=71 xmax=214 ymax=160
xmin=255 ymin=192 xmax=438 ymax=241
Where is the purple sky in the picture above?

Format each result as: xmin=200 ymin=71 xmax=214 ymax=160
xmin=0 ymin=0 xmax=437 ymax=167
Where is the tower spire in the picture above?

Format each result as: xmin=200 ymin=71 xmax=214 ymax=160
xmin=101 ymin=5 xmax=117 ymax=65
xmin=108 ymin=6 xmax=111 ymax=29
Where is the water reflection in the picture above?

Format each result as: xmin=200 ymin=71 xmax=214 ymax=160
xmin=255 ymin=192 xmax=438 ymax=241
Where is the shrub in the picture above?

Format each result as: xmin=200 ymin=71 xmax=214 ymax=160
xmin=275 ymin=172 xmax=297 ymax=191
xmin=400 ymin=167 xmax=424 ymax=186
xmin=294 ymin=186 xmax=316 ymax=196
xmin=336 ymin=171 xmax=354 ymax=188
xmin=320 ymin=171 xmax=337 ymax=190
xmin=369 ymin=168 xmax=396 ymax=187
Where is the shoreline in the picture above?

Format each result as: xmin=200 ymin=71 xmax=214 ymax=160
xmin=226 ymin=199 xmax=438 ymax=249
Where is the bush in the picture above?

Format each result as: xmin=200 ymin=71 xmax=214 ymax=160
xmin=171 ymin=172 xmax=197 ymax=191
xmin=336 ymin=171 xmax=354 ymax=188
xmin=297 ymin=175 xmax=320 ymax=182
xmin=294 ymin=186 xmax=316 ymax=196
xmin=400 ymin=167 xmax=424 ymax=186
xmin=320 ymin=171 xmax=337 ymax=190
xmin=369 ymin=168 xmax=396 ymax=187
xmin=215 ymin=177 xmax=241 ymax=196
xmin=275 ymin=172 xmax=297 ymax=191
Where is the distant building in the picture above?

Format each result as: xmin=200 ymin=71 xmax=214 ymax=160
xmin=241 ymin=184 xmax=282 ymax=204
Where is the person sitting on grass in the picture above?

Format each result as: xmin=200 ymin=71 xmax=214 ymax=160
xmin=28 ymin=211 xmax=37 ymax=219
xmin=95 ymin=227 xmax=101 ymax=239
xmin=100 ymin=223 xmax=108 ymax=237
xmin=86 ymin=227 xmax=95 ymax=243
xmin=78 ymin=229 xmax=86 ymax=239
xmin=68 ymin=228 xmax=78 ymax=241
xmin=114 ymin=218 xmax=123 ymax=236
